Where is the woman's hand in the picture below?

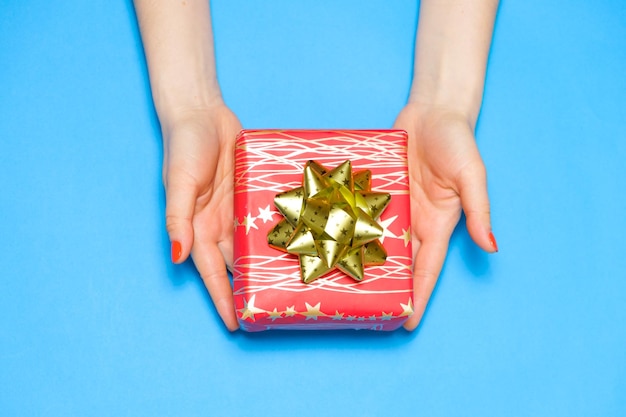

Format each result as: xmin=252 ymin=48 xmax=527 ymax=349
xmin=394 ymin=103 xmax=497 ymax=331
xmin=133 ymin=0 xmax=243 ymax=330
xmin=163 ymin=103 xmax=242 ymax=331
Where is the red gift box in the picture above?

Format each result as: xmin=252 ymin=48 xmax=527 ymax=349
xmin=233 ymin=130 xmax=413 ymax=331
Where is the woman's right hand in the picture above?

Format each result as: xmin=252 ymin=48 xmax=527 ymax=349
xmin=162 ymin=103 xmax=242 ymax=331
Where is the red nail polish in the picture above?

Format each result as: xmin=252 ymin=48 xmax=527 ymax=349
xmin=171 ymin=241 xmax=182 ymax=263
xmin=488 ymin=232 xmax=499 ymax=252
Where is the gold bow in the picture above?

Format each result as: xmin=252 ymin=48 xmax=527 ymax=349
xmin=267 ymin=160 xmax=390 ymax=283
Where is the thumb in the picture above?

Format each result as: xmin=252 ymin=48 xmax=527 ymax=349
xmin=165 ymin=173 xmax=197 ymax=264
xmin=458 ymin=161 xmax=498 ymax=253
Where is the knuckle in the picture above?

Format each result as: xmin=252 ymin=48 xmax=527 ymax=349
xmin=462 ymin=162 xmax=487 ymax=182
xmin=165 ymin=214 xmax=186 ymax=234
xmin=200 ymin=268 xmax=226 ymax=287
xmin=412 ymin=268 xmax=437 ymax=282
xmin=465 ymin=207 xmax=491 ymax=216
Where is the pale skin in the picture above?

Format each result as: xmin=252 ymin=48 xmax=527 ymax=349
xmin=133 ymin=0 xmax=499 ymax=332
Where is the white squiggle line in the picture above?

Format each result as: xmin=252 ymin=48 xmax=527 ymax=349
xmin=233 ymin=255 xmax=412 ymax=296
xmin=241 ymin=135 xmax=408 ymax=164
xmin=237 ymin=144 xmax=410 ymax=194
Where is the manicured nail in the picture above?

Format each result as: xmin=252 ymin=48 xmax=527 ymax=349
xmin=171 ymin=240 xmax=182 ymax=263
xmin=488 ymin=232 xmax=499 ymax=252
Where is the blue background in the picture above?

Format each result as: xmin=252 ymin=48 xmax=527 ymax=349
xmin=1 ymin=0 xmax=625 ymax=415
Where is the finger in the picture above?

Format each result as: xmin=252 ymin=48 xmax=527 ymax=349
xmin=457 ymin=162 xmax=498 ymax=253
xmin=165 ymin=172 xmax=197 ymax=264
xmin=213 ymin=182 xmax=234 ymax=271
xmin=404 ymin=237 xmax=450 ymax=331
xmin=219 ymin=235 xmax=234 ymax=272
xmin=192 ymin=241 xmax=239 ymax=331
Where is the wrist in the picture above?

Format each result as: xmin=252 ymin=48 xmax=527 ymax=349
xmin=407 ymin=0 xmax=499 ymax=128
xmin=405 ymin=94 xmax=478 ymax=129
xmin=134 ymin=0 xmax=224 ymax=130
xmin=152 ymin=75 xmax=224 ymax=127
xmin=158 ymin=100 xmax=240 ymax=149
xmin=408 ymin=83 xmax=482 ymax=126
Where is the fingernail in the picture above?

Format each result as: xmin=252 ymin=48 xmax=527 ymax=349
xmin=171 ymin=240 xmax=182 ymax=263
xmin=488 ymin=232 xmax=499 ymax=252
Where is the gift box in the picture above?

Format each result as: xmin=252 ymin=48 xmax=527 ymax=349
xmin=233 ymin=130 xmax=413 ymax=331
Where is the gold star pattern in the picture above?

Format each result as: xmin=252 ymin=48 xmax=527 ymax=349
xmin=331 ymin=311 xmax=344 ymax=320
xmin=237 ymin=300 xmax=414 ymax=327
xmin=267 ymin=160 xmax=390 ymax=283
xmin=402 ymin=227 xmax=411 ymax=247
xmin=301 ymin=302 xmax=326 ymax=320
xmin=237 ymin=295 xmax=265 ymax=321
xmin=267 ymin=308 xmax=283 ymax=321
xmin=399 ymin=298 xmax=414 ymax=317
xmin=381 ymin=312 xmax=394 ymax=321
xmin=243 ymin=213 xmax=258 ymax=235
xmin=284 ymin=306 xmax=297 ymax=317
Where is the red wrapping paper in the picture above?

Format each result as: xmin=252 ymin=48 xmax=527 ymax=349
xmin=233 ymin=130 xmax=413 ymax=331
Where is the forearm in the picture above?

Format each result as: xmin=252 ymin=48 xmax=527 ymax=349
xmin=133 ymin=0 xmax=222 ymax=126
xmin=409 ymin=0 xmax=499 ymax=126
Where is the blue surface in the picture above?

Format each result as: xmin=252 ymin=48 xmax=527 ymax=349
xmin=1 ymin=1 xmax=625 ymax=415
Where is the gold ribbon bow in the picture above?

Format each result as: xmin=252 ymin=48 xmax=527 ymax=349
xmin=267 ymin=160 xmax=390 ymax=283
